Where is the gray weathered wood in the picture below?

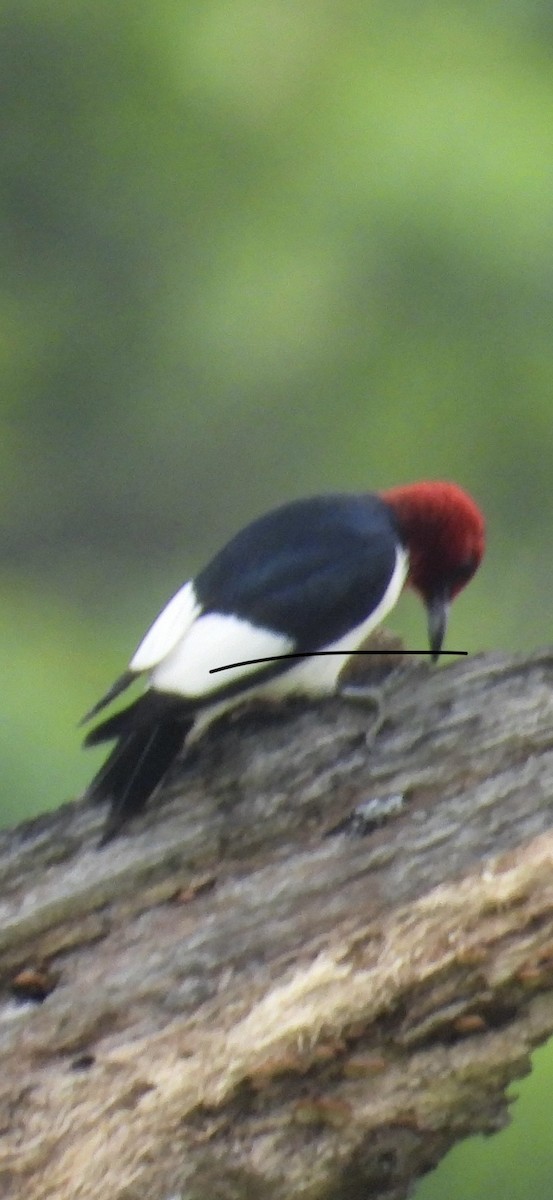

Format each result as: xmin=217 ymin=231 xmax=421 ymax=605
xmin=1 ymin=645 xmax=553 ymax=1200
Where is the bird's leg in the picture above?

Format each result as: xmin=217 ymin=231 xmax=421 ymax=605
xmin=336 ymin=681 xmax=386 ymax=745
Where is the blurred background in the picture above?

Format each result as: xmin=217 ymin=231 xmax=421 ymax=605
xmin=1 ymin=2 xmax=552 ymax=1193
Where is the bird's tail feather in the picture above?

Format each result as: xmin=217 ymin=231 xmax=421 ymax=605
xmin=84 ymin=694 xmax=192 ymax=845
xmin=83 ymin=691 xmax=179 ymax=747
xmin=80 ymin=670 xmax=137 ymax=725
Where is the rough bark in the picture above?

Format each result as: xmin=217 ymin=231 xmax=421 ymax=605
xmin=2 ymin=643 xmax=553 ymax=1200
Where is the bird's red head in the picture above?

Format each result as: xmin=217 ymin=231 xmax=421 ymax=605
xmin=381 ymin=481 xmax=485 ymax=660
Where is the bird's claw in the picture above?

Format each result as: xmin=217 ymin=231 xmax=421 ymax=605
xmin=337 ymin=682 xmax=385 ymax=745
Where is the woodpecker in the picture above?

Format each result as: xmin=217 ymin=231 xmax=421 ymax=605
xmin=82 ymin=481 xmax=485 ymax=843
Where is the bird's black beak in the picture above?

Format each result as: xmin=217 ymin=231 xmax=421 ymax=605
xmin=426 ymin=592 xmax=450 ymax=662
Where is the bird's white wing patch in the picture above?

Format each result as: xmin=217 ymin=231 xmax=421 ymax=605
xmin=150 ymin=611 xmax=294 ymax=699
xmin=130 ymin=581 xmax=200 ymax=671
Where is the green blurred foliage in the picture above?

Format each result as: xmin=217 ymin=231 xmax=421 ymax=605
xmin=1 ymin=2 xmax=553 ymax=1195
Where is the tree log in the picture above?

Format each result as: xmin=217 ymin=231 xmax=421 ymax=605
xmin=2 ymin=644 xmax=553 ymax=1200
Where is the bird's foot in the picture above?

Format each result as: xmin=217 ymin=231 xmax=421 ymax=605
xmin=336 ymin=682 xmax=385 ymax=746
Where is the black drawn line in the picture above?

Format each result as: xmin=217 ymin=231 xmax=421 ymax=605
xmin=209 ymin=649 xmax=467 ymax=675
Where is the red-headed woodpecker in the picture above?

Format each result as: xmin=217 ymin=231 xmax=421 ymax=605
xmin=83 ymin=481 xmax=485 ymax=842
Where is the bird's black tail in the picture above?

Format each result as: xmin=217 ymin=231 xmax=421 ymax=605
xmin=83 ymin=693 xmax=193 ymax=845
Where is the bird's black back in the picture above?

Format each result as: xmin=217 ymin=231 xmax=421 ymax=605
xmin=195 ymin=492 xmax=401 ymax=649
